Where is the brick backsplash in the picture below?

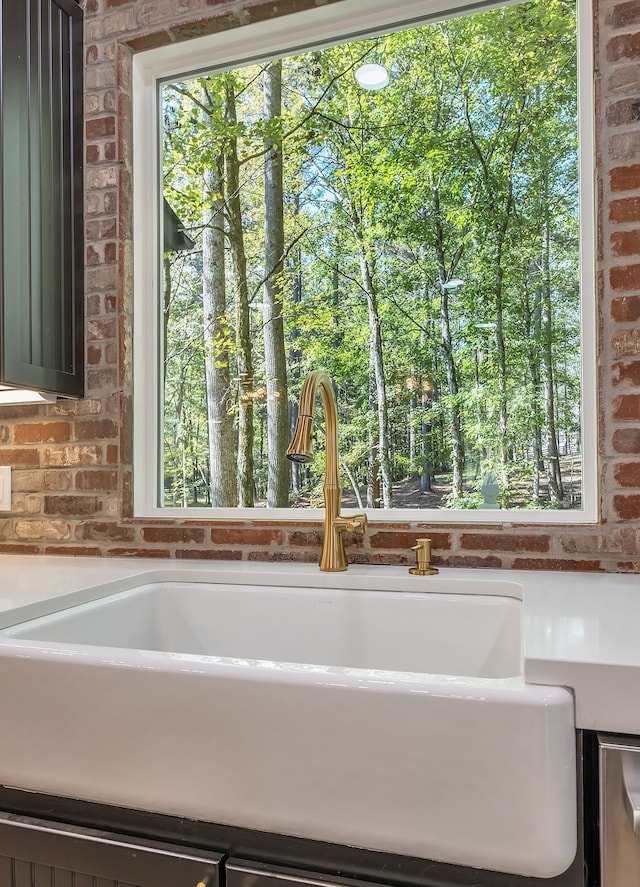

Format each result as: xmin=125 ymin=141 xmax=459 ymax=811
xmin=1 ymin=0 xmax=640 ymax=571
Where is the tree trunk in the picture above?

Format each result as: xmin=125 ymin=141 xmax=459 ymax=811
xmin=202 ymin=156 xmax=237 ymax=507
xmin=420 ymin=379 xmax=434 ymax=493
xmin=366 ymin=368 xmax=380 ymax=508
xmin=224 ymin=78 xmax=254 ymax=507
xmin=541 ymin=219 xmax=564 ymax=504
xmin=409 ymin=390 xmax=416 ymax=466
xmin=494 ymin=212 xmax=511 ymax=485
xmin=288 ymin=192 xmax=304 ymax=496
xmin=355 ymin=228 xmax=393 ymax=508
xmin=263 ymin=60 xmax=290 ymax=508
xmin=523 ymin=283 xmax=545 ymax=503
xmin=431 ymin=186 xmax=464 ymax=499
xmin=162 ymin=255 xmax=172 ymax=387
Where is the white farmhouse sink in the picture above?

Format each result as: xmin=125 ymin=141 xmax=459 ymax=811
xmin=3 ymin=580 xmax=523 ymax=677
xmin=0 ymin=572 xmax=576 ymax=878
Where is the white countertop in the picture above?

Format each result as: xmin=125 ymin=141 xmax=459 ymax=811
xmin=0 ymin=554 xmax=638 ymax=733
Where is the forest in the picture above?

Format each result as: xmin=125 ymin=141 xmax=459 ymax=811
xmin=160 ymin=0 xmax=582 ymax=512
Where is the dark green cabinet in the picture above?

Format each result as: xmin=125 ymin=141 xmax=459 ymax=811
xmin=0 ymin=0 xmax=83 ymax=398
xmin=226 ymin=859 xmax=385 ymax=887
xmin=0 ymin=812 xmax=223 ymax=887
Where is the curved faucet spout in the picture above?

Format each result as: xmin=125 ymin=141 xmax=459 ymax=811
xmin=287 ymin=370 xmax=367 ymax=571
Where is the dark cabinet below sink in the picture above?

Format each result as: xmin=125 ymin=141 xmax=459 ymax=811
xmin=0 ymin=812 xmax=223 ymax=887
xmin=226 ymin=859 xmax=392 ymax=887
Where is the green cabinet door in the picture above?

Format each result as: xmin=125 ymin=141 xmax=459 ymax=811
xmin=0 ymin=0 xmax=84 ymax=397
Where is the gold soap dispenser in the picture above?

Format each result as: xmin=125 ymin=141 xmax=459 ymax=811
xmin=409 ymin=538 xmax=439 ymax=576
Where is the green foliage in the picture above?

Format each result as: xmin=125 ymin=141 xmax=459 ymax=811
xmin=160 ymin=0 xmax=582 ymax=511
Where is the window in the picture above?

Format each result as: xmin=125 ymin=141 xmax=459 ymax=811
xmin=133 ymin=0 xmax=596 ymax=522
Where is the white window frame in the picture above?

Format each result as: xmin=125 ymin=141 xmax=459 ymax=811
xmin=132 ymin=0 xmax=597 ymax=524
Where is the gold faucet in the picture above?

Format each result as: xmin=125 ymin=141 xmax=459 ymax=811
xmin=287 ymin=370 xmax=367 ymax=571
xmin=409 ymin=538 xmax=439 ymax=575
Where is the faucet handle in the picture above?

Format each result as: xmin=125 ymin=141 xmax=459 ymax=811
xmin=409 ymin=537 xmax=439 ymax=576
xmin=334 ymin=513 xmax=368 ymax=535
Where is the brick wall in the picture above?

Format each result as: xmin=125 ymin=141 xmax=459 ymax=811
xmin=1 ymin=0 xmax=639 ymax=571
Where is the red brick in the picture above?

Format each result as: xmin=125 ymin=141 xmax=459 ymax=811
xmin=14 ymin=422 xmax=70 ymax=444
xmin=44 ymin=495 xmax=101 ymax=516
xmin=607 ymin=32 xmax=640 ymax=62
xmin=607 ymin=0 xmax=640 ymax=27
xmin=614 ymin=360 xmax=640 ymax=384
xmin=86 ymin=294 xmax=102 ymax=316
xmin=44 ymin=545 xmax=103 ymax=556
xmin=613 ymin=394 xmax=640 ymax=418
xmin=85 ymin=219 xmax=116 ymax=241
xmin=104 ymin=191 xmax=117 ymax=213
xmin=613 ymin=428 xmax=640 ymax=452
xmin=610 ymin=196 xmax=640 ymax=222
xmin=610 ymin=131 xmax=640 ymax=162
xmin=614 ymin=462 xmax=640 ymax=486
xmin=127 ymin=31 xmax=173 ymax=52
xmin=76 ymin=522 xmax=135 ymax=542
xmin=445 ymin=555 xmax=504 ymax=568
xmin=75 ymin=469 xmax=118 ymax=491
xmin=612 ymin=295 xmax=640 ymax=320
xmin=560 ymin=535 xmax=603 ymax=555
xmin=610 ymin=164 xmax=640 ymax=191
xmin=87 ymin=344 xmax=102 ymax=365
xmin=86 ymin=266 xmax=118 ymax=293
xmin=613 ymin=329 xmax=640 ymax=357
xmin=610 ymin=263 xmax=640 ymax=290
xmin=608 ymin=63 xmax=640 ymax=95
xmin=511 ymin=558 xmax=601 ymax=571
xmin=143 ymin=527 xmax=205 ymax=544
xmin=87 ymin=318 xmax=117 ymax=340
xmin=0 ymin=543 xmax=39 ymax=554
xmin=607 ymin=98 xmax=640 ymax=127
xmin=287 ymin=530 xmax=323 ymax=547
xmin=86 ymin=116 xmax=116 ymax=140
xmin=14 ymin=519 xmax=71 ymax=541
xmin=211 ymin=527 xmax=282 ymax=546
xmin=247 ymin=549 xmax=314 ymax=563
xmin=369 ymin=531 xmax=451 ymax=550
xmin=42 ymin=445 xmax=102 ymax=467
xmin=176 ymin=549 xmax=243 ymax=560
xmin=0 ymin=449 xmax=39 ymax=467
xmin=108 ymin=547 xmax=172 ymax=557
xmin=616 ymin=560 xmax=640 ymax=570
xmin=460 ymin=533 xmax=550 ymax=552
xmin=41 ymin=471 xmax=73 ymax=492
xmin=350 ymin=551 xmax=411 ymax=566
xmin=75 ymin=419 xmax=119 ymax=440
xmin=611 ymin=230 xmax=640 ymax=257
xmin=87 ymin=368 xmax=118 ymax=390
xmin=614 ymin=494 xmax=640 ymax=518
